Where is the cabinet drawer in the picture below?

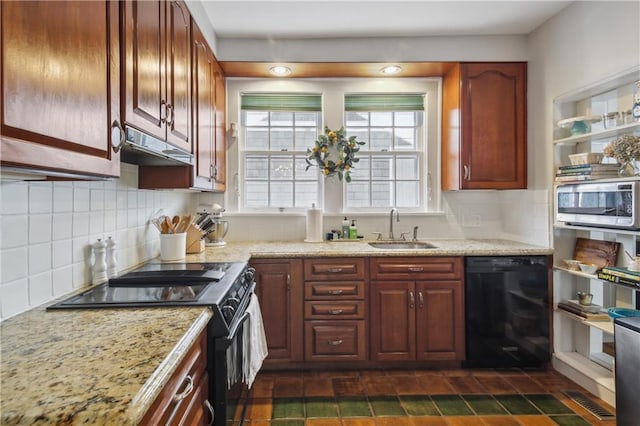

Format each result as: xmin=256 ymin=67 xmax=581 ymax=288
xmin=142 ymin=331 xmax=207 ymax=425
xmin=305 ymin=281 xmax=365 ymax=300
xmin=305 ymin=301 xmax=365 ymax=320
xmin=305 ymin=321 xmax=366 ymax=361
xmin=304 ymin=258 xmax=366 ymax=280
xmin=371 ymin=257 xmax=462 ymax=280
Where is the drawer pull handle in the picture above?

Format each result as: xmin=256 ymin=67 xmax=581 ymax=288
xmin=329 ymin=309 xmax=344 ymax=315
xmin=409 ymin=291 xmax=415 ymax=309
xmin=419 ymin=291 xmax=424 ymax=308
xmin=327 ymin=268 xmax=343 ymax=273
xmin=205 ymin=400 xmax=214 ymax=426
xmin=408 ymin=267 xmax=424 ymax=272
xmin=328 ymin=339 xmax=343 ymax=346
xmin=173 ymin=375 xmax=194 ymax=402
xmin=328 ymin=289 xmax=344 ymax=295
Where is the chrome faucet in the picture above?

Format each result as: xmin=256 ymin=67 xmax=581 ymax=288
xmin=389 ymin=208 xmax=399 ymax=240
xmin=413 ymin=226 xmax=419 ymax=242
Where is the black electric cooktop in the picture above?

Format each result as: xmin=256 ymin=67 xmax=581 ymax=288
xmin=47 ymin=262 xmax=247 ymax=310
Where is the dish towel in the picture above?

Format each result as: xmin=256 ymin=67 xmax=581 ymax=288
xmin=242 ymin=293 xmax=268 ymax=389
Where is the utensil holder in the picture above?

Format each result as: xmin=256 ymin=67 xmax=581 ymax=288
xmin=186 ymin=224 xmax=205 ymax=253
xmin=160 ymin=232 xmax=186 ymax=261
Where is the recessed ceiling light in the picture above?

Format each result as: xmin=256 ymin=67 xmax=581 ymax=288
xmin=269 ymin=66 xmax=291 ymax=76
xmin=380 ymin=65 xmax=402 ymax=75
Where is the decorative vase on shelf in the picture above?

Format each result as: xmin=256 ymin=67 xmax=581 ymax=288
xmin=618 ymin=160 xmax=640 ymax=177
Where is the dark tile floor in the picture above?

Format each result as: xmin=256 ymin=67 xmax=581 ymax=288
xmin=241 ymin=368 xmax=616 ymax=425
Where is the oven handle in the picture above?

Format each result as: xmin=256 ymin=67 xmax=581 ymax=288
xmin=220 ymin=281 xmax=256 ymax=346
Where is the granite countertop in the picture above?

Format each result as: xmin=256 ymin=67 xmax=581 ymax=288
xmin=184 ymin=238 xmax=552 ymax=263
xmin=0 ymin=238 xmax=551 ymax=424
xmin=1 ymin=306 xmax=211 ymax=425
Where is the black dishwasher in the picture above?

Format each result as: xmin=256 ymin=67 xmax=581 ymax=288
xmin=464 ymin=256 xmax=551 ymax=369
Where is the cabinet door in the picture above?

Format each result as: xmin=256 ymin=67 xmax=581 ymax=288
xmin=123 ymin=0 xmax=166 ymax=142
xmin=252 ymin=259 xmax=303 ymax=363
xmin=460 ymin=62 xmax=527 ymax=189
xmin=213 ymin=62 xmax=226 ymax=190
xmin=166 ymin=0 xmax=191 ymax=151
xmin=416 ymin=281 xmax=465 ymax=361
xmin=191 ymin=23 xmax=214 ymax=190
xmin=0 ymin=0 xmax=120 ymax=178
xmin=370 ymin=281 xmax=415 ymax=361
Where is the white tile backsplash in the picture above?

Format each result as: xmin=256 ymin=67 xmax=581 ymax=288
xmin=29 ymin=214 xmax=52 ymax=244
xmin=1 ymin=215 xmax=28 ymax=249
xmin=0 ymin=163 xmax=194 ymax=321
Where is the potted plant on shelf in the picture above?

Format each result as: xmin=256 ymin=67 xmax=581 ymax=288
xmin=603 ymin=134 xmax=640 ymax=177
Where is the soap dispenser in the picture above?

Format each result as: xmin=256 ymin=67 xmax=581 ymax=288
xmin=349 ymin=219 xmax=358 ymax=239
xmin=342 ymin=216 xmax=350 ymax=239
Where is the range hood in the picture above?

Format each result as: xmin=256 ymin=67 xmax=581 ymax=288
xmin=120 ymin=126 xmax=194 ymax=166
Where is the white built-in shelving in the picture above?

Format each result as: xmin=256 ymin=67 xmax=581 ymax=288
xmin=551 ymin=65 xmax=640 ymax=407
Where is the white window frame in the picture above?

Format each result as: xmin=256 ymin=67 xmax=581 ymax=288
xmin=225 ymin=78 xmax=442 ymax=215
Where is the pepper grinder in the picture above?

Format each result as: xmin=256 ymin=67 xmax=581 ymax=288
xmin=92 ymin=239 xmax=108 ymax=285
xmin=106 ymin=236 xmax=118 ymax=278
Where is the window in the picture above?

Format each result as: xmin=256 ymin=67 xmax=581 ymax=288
xmin=240 ymin=94 xmax=322 ymax=209
xmin=344 ymin=94 xmax=425 ymax=209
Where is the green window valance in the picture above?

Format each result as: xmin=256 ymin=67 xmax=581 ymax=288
xmin=241 ymin=94 xmax=321 ymax=111
xmin=344 ymin=94 xmax=425 ymax=112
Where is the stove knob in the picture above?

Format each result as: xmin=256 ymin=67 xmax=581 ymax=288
xmin=244 ymin=267 xmax=256 ymax=282
xmin=227 ymin=297 xmax=240 ymax=309
xmin=222 ymin=305 xmax=235 ymax=321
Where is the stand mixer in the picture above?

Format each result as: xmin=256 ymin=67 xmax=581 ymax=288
xmin=195 ymin=204 xmax=229 ymax=247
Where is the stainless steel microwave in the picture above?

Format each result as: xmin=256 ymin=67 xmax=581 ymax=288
xmin=555 ymin=181 xmax=640 ymax=229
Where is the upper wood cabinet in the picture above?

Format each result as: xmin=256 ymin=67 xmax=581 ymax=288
xmin=122 ymin=0 xmax=191 ymax=152
xmin=0 ymin=0 xmax=121 ymax=178
xmin=213 ymin=62 xmax=226 ymax=191
xmin=442 ymin=62 xmax=527 ymax=190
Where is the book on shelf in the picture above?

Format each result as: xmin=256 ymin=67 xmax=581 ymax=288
xmin=600 ymin=266 xmax=640 ymax=280
xmin=597 ymin=270 xmax=640 ymax=289
xmin=557 ymin=164 xmax=619 ymax=172
xmin=557 ymin=301 xmax=610 ymax=320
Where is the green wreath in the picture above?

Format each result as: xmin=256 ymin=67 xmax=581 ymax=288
xmin=305 ymin=127 xmax=365 ymax=183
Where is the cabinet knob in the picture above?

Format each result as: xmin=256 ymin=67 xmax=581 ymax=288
xmin=418 ymin=291 xmax=424 ymax=308
xmin=463 ymin=165 xmax=470 ymax=180
xmin=166 ymin=104 xmax=175 ymax=127
xmin=409 ymin=291 xmax=415 ymax=309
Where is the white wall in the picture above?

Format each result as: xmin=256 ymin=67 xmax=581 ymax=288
xmin=0 ymin=163 xmax=195 ymax=320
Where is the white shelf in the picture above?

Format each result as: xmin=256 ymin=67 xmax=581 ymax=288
xmin=553 ymin=265 xmax=598 ymax=279
xmin=553 ymin=122 xmax=640 ymax=146
xmin=553 ymin=221 xmax=640 ymax=236
xmin=555 ymin=306 xmax=613 ymax=335
xmin=553 ymin=351 xmax=616 ymax=407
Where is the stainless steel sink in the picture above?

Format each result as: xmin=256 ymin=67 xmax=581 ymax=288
xmin=368 ymin=241 xmax=438 ymax=250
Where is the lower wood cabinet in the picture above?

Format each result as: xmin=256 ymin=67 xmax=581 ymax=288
xmin=370 ymin=257 xmax=465 ymax=362
xmin=252 ymin=258 xmax=304 ymax=364
xmin=142 ymin=329 xmax=212 ymax=425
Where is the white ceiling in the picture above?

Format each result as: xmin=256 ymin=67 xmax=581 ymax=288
xmin=200 ymin=1 xmax=573 ymax=40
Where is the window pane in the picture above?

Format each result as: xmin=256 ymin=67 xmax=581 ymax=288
xmin=346 ymin=182 xmax=370 ymax=208
xmin=395 ymin=112 xmax=416 ymax=127
xmin=245 ymin=156 xmax=268 ymax=179
xmin=370 ymin=111 xmax=392 ymax=126
xmin=345 ymin=111 xmax=368 ymax=127
xmin=370 ymin=128 xmax=393 ymax=151
xmin=396 ymin=181 xmax=420 ymax=208
xmin=245 ymin=111 xmax=268 ymax=126
xmin=371 ymin=181 xmax=393 ymax=207
xmin=271 ymin=156 xmax=293 ymax=180
xmin=245 ymin=181 xmax=268 ymax=208
xmin=246 ymin=128 xmax=269 ymax=150
xmin=395 ymin=128 xmax=416 ymax=150
xmin=348 ymin=156 xmax=370 ymax=180
xmin=295 ymin=112 xmax=318 ymax=127
xmin=270 ymin=182 xmax=293 ymax=207
xmin=346 ymin=129 xmax=369 ymax=150
xmin=295 ymin=182 xmax=318 ymax=207
xmin=270 ymin=128 xmax=293 ymax=151
xmin=372 ymin=156 xmax=393 ymax=180
xmin=396 ymin=156 xmax=419 ymax=180
xmin=295 ymin=128 xmax=317 ymax=151
xmin=270 ymin=111 xmax=293 ymax=126
xmin=295 ymin=156 xmax=317 ymax=181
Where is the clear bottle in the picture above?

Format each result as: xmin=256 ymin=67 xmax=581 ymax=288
xmin=349 ymin=219 xmax=358 ymax=239
xmin=342 ymin=217 xmax=350 ymax=239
